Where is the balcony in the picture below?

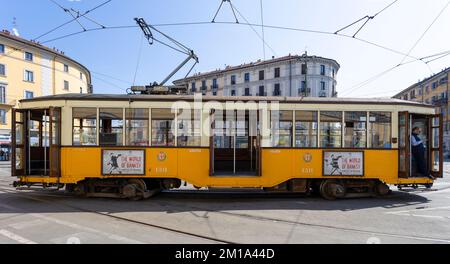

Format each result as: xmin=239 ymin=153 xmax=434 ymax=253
xmin=432 ymin=97 xmax=448 ymax=105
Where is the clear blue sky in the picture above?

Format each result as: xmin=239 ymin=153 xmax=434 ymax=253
xmin=1 ymin=0 xmax=450 ymax=97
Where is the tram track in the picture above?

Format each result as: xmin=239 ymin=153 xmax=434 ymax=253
xmin=0 ymin=186 xmax=235 ymax=244
xmin=1 ymin=186 xmax=449 ymax=244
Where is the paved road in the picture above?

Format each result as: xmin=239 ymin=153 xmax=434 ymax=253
xmin=0 ymin=162 xmax=449 ymax=244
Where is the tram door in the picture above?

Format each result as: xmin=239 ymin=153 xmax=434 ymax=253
xmin=12 ymin=108 xmax=61 ymax=177
xmin=398 ymin=112 xmax=443 ymax=178
xmin=211 ymin=110 xmax=261 ymax=176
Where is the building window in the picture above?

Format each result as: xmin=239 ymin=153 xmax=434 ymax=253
xmin=295 ymin=111 xmax=318 ymax=148
xmin=410 ymin=90 xmax=416 ymax=99
xmin=320 ymin=65 xmax=326 ymax=76
xmin=258 ymin=86 xmax=265 ymax=96
xmin=191 ymin=82 xmax=196 ymax=92
xmin=320 ymin=81 xmax=326 ymax=91
xmin=212 ymin=79 xmax=218 ymax=89
xmin=274 ymin=67 xmax=280 ymax=78
xmin=64 ymin=80 xmax=69 ymax=90
xmin=332 ymin=69 xmax=335 ymax=78
xmin=231 ymin=90 xmax=236 ymax=96
xmin=0 ymin=85 xmax=5 ymax=104
xmin=344 ymin=112 xmax=367 ymax=148
xmin=24 ymin=52 xmax=33 ymax=62
xmin=259 ymin=70 xmax=265 ymax=81
xmin=99 ymin=108 xmax=123 ymax=146
xmin=432 ymin=82 xmax=438 ymax=90
xmin=418 ymin=88 xmax=422 ymax=96
xmin=64 ymin=64 xmax=69 ymax=73
xmin=320 ymin=111 xmax=342 ymax=148
xmin=0 ymin=44 xmax=4 ymax=54
xmin=244 ymin=73 xmax=250 ymax=82
xmin=126 ymin=108 xmax=149 ymax=146
xmin=271 ymin=110 xmax=293 ymax=147
xmin=244 ymin=87 xmax=250 ymax=96
xmin=24 ymin=70 xmax=34 ymax=82
xmin=80 ymin=87 xmax=83 ymax=94
xmin=273 ymin=83 xmax=281 ymax=96
xmin=80 ymin=72 xmax=83 ymax=80
xmin=177 ymin=109 xmax=201 ymax=147
xmin=231 ymin=75 xmax=236 ymax=85
xmin=151 ymin=109 xmax=175 ymax=146
xmin=301 ymin=64 xmax=307 ymax=75
xmin=0 ymin=109 xmax=6 ymax=124
xmin=0 ymin=64 xmax=5 ymax=76
xmin=369 ymin=112 xmax=391 ymax=148
xmin=24 ymin=91 xmax=34 ymax=99
xmin=72 ymin=108 xmax=97 ymax=146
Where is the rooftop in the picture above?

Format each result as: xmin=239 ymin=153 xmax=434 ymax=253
xmin=393 ymin=67 xmax=450 ymax=97
xmin=173 ymin=53 xmax=340 ymax=83
xmin=0 ymin=29 xmax=91 ymax=81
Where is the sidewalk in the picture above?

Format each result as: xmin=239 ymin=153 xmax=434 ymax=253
xmin=0 ymin=161 xmax=11 ymax=169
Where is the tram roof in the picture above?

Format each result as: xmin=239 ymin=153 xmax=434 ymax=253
xmin=20 ymin=93 xmax=433 ymax=107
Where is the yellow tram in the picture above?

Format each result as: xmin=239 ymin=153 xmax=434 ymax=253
xmin=11 ymin=94 xmax=443 ymax=200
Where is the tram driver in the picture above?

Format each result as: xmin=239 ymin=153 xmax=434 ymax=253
xmin=411 ymin=126 xmax=433 ymax=179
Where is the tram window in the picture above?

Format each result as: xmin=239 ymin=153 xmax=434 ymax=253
xmin=151 ymin=109 xmax=175 ymax=147
xmin=295 ymin=111 xmax=318 ymax=148
xmin=73 ymin=108 xmax=97 ymax=146
xmin=369 ymin=112 xmax=391 ymax=148
xmin=126 ymin=109 xmax=149 ymax=146
xmin=320 ymin=111 xmax=342 ymax=148
xmin=177 ymin=109 xmax=201 ymax=147
xmin=344 ymin=112 xmax=367 ymax=148
xmin=100 ymin=108 xmax=123 ymax=146
xmin=271 ymin=110 xmax=293 ymax=148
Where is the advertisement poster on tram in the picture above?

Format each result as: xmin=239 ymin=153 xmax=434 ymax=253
xmin=102 ymin=150 xmax=145 ymax=175
xmin=323 ymin=151 xmax=364 ymax=176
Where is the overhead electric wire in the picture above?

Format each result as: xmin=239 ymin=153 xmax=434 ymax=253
xmin=34 ymin=0 xmax=112 ymax=41
xmin=260 ymin=0 xmax=266 ymax=60
xmin=340 ymin=1 xmax=450 ymax=96
xmin=229 ymin=2 xmax=277 ymax=57
xmin=340 ymin=49 xmax=450 ymax=97
xmin=335 ymin=0 xmax=400 ymax=37
xmin=211 ymin=0 xmax=239 ymax=23
xmin=399 ymin=0 xmax=450 ymax=65
xmin=132 ymin=34 xmax=144 ymax=85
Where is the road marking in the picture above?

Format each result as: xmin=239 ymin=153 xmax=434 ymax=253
xmin=0 ymin=229 xmax=37 ymax=244
xmin=9 ymin=219 xmax=47 ymax=230
xmin=30 ymin=213 xmax=144 ymax=244
xmin=386 ymin=206 xmax=450 ymax=215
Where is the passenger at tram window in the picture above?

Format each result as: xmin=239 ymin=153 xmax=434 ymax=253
xmin=99 ymin=108 xmax=123 ymax=146
xmin=177 ymin=109 xmax=201 ymax=147
xmin=271 ymin=110 xmax=293 ymax=147
xmin=369 ymin=112 xmax=391 ymax=149
xmin=126 ymin=109 xmax=149 ymax=146
xmin=320 ymin=111 xmax=342 ymax=148
xmin=295 ymin=111 xmax=318 ymax=148
xmin=344 ymin=112 xmax=367 ymax=148
xmin=73 ymin=108 xmax=97 ymax=146
xmin=151 ymin=109 xmax=175 ymax=147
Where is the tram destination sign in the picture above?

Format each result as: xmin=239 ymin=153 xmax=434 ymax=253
xmin=323 ymin=151 xmax=364 ymax=176
xmin=102 ymin=150 xmax=145 ymax=175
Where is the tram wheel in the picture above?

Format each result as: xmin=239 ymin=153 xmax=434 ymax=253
xmin=319 ymin=180 xmax=346 ymax=200
xmin=125 ymin=179 xmax=148 ymax=201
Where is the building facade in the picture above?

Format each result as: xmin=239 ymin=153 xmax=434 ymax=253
xmin=393 ymin=67 xmax=450 ymax=157
xmin=0 ymin=30 xmax=92 ymax=156
xmin=173 ymin=53 xmax=340 ymax=98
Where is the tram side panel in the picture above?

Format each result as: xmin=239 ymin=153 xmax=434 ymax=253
xmin=60 ymin=147 xmax=399 ymax=187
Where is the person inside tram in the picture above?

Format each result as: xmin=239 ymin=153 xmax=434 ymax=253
xmin=411 ymin=126 xmax=433 ymax=179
